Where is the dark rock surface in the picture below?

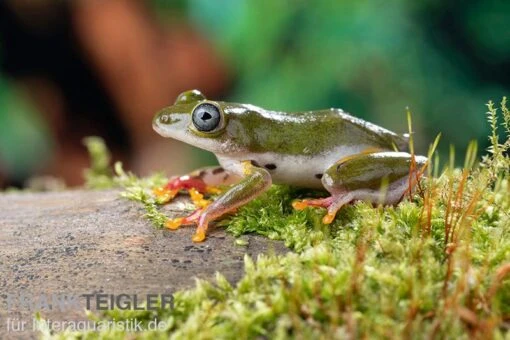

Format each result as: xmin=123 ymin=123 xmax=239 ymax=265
xmin=0 ymin=189 xmax=287 ymax=339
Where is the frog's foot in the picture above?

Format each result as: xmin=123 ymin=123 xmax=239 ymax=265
xmin=153 ymin=186 xmax=179 ymax=204
xmin=292 ymin=197 xmax=334 ymax=211
xmin=292 ymin=194 xmax=353 ymax=224
xmin=177 ymin=162 xmax=273 ymax=243
xmin=165 ymin=162 xmax=271 ymax=243
xmin=188 ymin=188 xmax=212 ymax=208
xmin=153 ymin=174 xmax=222 ymax=205
xmin=153 ymin=166 xmax=239 ymax=205
xmin=165 ymin=208 xmax=203 ymax=230
xmin=164 ymin=188 xmax=216 ymax=230
xmin=163 ymin=208 xmax=212 ymax=243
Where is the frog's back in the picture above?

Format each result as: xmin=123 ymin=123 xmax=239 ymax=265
xmin=225 ymin=106 xmax=408 ymax=156
xmin=220 ymin=106 xmax=408 ymax=188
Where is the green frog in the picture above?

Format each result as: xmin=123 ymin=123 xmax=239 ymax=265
xmin=153 ymin=90 xmax=427 ymax=242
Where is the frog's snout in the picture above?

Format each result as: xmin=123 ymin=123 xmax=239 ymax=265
xmin=152 ymin=115 xmax=165 ymax=136
xmin=153 ymin=108 xmax=190 ymax=137
xmin=152 ymin=112 xmax=169 ymax=136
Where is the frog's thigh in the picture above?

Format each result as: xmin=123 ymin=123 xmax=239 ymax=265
xmin=322 ymin=152 xmax=417 ymax=206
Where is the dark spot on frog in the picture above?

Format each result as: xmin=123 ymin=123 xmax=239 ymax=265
xmin=264 ymin=163 xmax=277 ymax=170
xmin=223 ymin=174 xmax=230 ymax=181
xmin=212 ymin=167 xmax=225 ymax=175
xmin=315 ymin=173 xmax=323 ymax=179
xmin=250 ymin=160 xmax=261 ymax=167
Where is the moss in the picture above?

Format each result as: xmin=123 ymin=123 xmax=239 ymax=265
xmin=82 ymin=137 xmax=115 ymax=189
xmin=51 ymin=99 xmax=510 ymax=339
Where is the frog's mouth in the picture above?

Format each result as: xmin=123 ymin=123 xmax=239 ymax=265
xmin=153 ymin=119 xmax=170 ymax=136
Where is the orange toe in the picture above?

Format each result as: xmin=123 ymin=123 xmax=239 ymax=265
xmin=322 ymin=213 xmax=336 ymax=224
xmin=292 ymin=200 xmax=309 ymax=210
xmin=154 ymin=188 xmax=178 ymax=204
xmin=188 ymin=188 xmax=211 ymax=208
xmin=165 ymin=217 xmax=184 ymax=230
xmin=191 ymin=230 xmax=206 ymax=243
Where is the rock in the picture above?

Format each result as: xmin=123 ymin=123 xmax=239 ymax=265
xmin=0 ymin=189 xmax=287 ymax=338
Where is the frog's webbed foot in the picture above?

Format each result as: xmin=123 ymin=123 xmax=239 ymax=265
xmin=165 ymin=208 xmax=216 ymax=243
xmin=292 ymin=194 xmax=353 ymax=224
xmin=153 ymin=166 xmax=239 ymax=205
xmin=165 ymin=206 xmax=214 ymax=242
xmin=165 ymin=207 xmax=203 ymax=230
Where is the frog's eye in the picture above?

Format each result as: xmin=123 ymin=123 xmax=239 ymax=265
xmin=191 ymin=103 xmax=222 ymax=132
xmin=175 ymin=90 xmax=206 ymax=105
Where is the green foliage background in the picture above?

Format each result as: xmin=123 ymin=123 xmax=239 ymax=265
xmin=1 ymin=0 xmax=510 ymax=176
xmin=155 ymin=0 xmax=510 ymax=158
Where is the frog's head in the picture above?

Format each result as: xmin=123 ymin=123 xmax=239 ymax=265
xmin=153 ymin=89 xmax=231 ymax=153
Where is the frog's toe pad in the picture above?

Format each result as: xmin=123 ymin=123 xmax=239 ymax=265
xmin=292 ymin=200 xmax=309 ymax=210
xmin=165 ymin=217 xmax=184 ymax=230
xmin=192 ymin=230 xmax=206 ymax=243
xmin=153 ymin=187 xmax=179 ymax=204
xmin=322 ymin=213 xmax=336 ymax=224
xmin=188 ymin=188 xmax=212 ymax=208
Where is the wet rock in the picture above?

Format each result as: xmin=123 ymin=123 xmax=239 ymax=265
xmin=0 ymin=189 xmax=287 ymax=339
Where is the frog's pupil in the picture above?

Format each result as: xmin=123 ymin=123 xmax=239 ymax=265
xmin=201 ymin=112 xmax=212 ymax=120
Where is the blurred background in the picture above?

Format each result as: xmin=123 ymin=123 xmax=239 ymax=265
xmin=0 ymin=0 xmax=509 ymax=188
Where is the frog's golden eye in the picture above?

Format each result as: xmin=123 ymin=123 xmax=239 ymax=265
xmin=192 ymin=103 xmax=222 ymax=132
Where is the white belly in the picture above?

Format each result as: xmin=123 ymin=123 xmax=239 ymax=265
xmin=216 ymin=145 xmax=367 ymax=189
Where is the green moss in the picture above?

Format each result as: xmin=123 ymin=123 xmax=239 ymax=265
xmin=82 ymin=137 xmax=115 ymax=189
xmin=53 ymin=99 xmax=510 ymax=339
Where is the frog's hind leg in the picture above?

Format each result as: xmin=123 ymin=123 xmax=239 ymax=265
xmin=293 ymin=151 xmax=427 ymax=225
xmin=153 ymin=166 xmax=241 ymax=205
xmin=317 ymin=177 xmax=409 ymax=224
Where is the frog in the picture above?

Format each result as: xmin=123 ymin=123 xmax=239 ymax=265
xmin=153 ymin=89 xmax=427 ymax=242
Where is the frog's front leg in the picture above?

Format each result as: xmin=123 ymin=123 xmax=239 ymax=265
xmin=153 ymin=166 xmax=240 ymax=206
xmin=167 ymin=161 xmax=272 ymax=242
xmin=294 ymin=152 xmax=427 ymax=224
